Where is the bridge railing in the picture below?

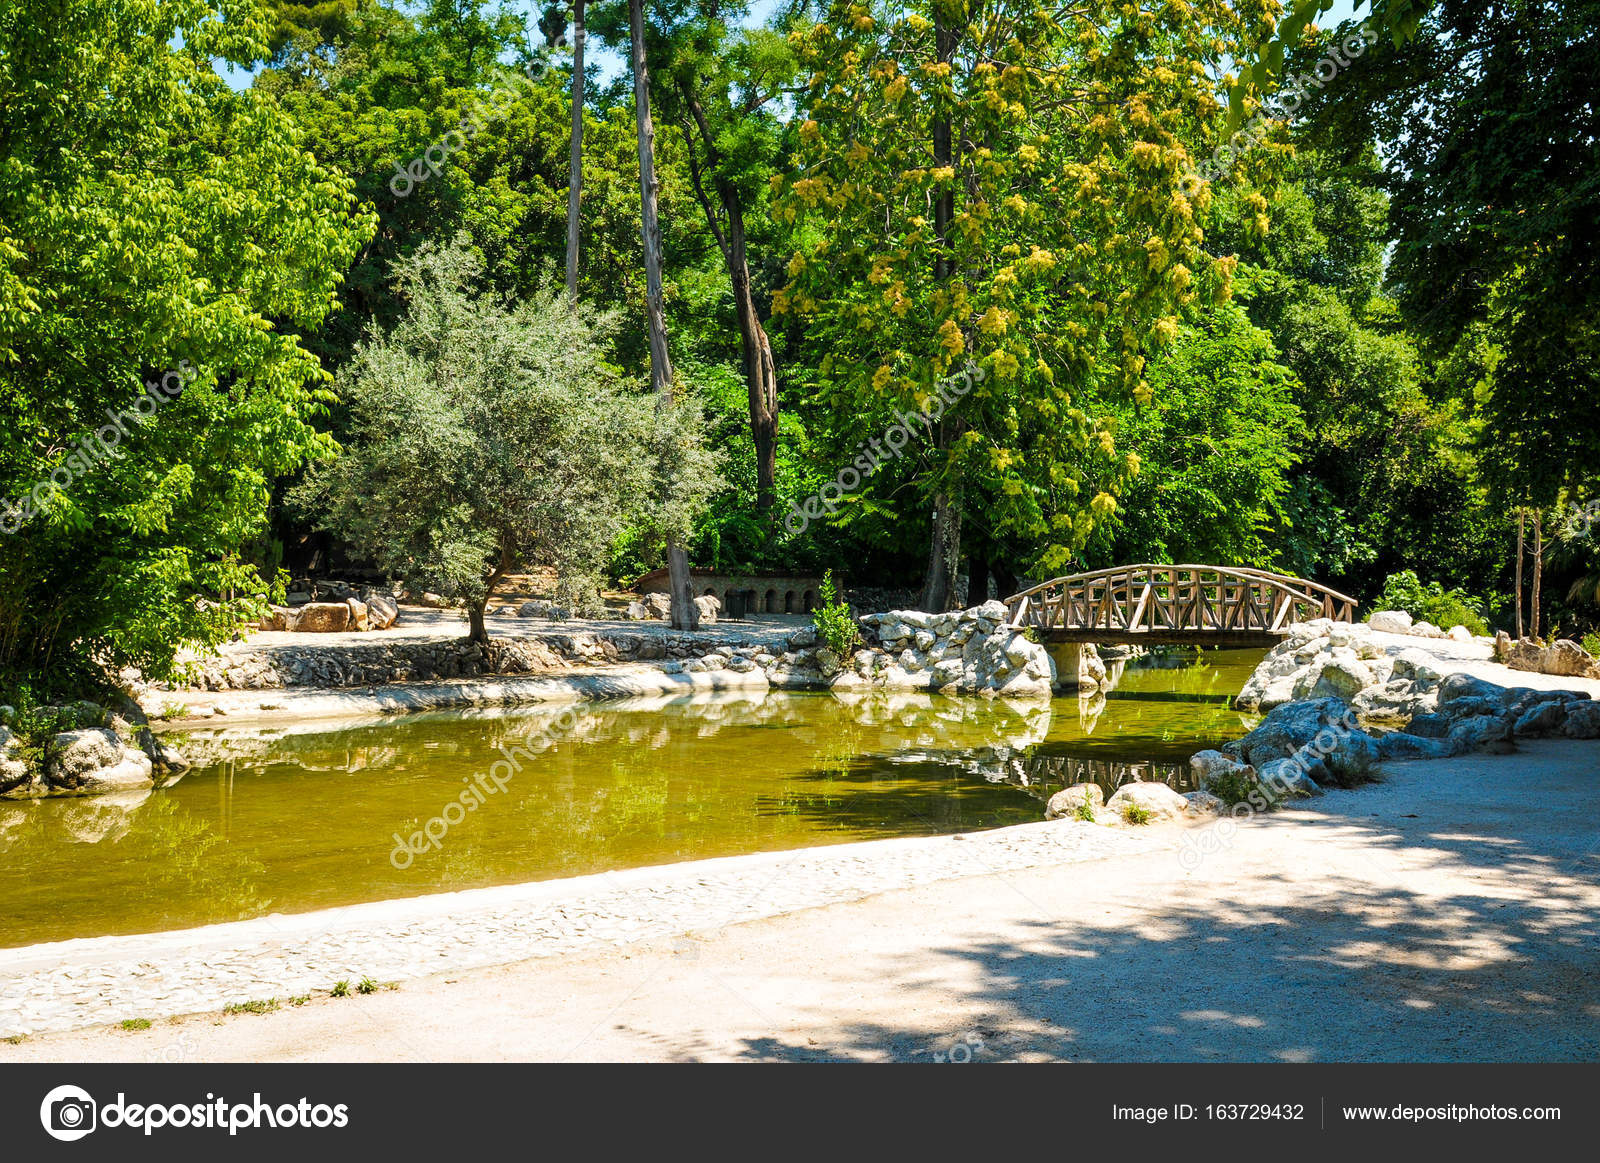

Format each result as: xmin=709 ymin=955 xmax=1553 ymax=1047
xmin=1003 ymin=564 xmax=1357 ymax=636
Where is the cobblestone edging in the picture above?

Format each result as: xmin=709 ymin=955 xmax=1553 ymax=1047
xmin=0 ymin=820 xmax=1167 ymax=1038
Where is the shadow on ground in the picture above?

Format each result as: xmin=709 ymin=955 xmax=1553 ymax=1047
xmin=690 ymin=801 xmax=1600 ymax=1062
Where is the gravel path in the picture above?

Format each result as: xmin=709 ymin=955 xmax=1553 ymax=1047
xmin=0 ymin=818 xmax=1162 ymax=1040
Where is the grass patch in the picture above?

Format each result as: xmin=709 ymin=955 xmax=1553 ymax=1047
xmin=356 ymin=977 xmax=378 ymax=995
xmin=1121 ymin=802 xmax=1153 ymax=826
xmin=3 ymin=1034 xmax=28 ymax=1045
xmin=120 ymin=1018 xmax=152 ymax=1031
xmin=330 ymin=980 xmax=350 ymax=998
xmin=223 ymin=998 xmax=280 ymax=1016
xmin=289 ymin=995 xmax=310 ymax=1007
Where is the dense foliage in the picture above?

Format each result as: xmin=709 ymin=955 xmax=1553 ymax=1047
xmin=0 ymin=0 xmax=371 ymax=694
xmin=3 ymin=0 xmax=1597 ymax=698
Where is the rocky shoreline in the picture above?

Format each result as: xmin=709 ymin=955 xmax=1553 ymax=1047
xmin=1155 ymin=618 xmax=1600 ymax=820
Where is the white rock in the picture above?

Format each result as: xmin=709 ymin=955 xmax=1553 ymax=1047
xmin=1105 ymin=781 xmax=1189 ymax=823
xmin=1045 ymin=782 xmax=1104 ymax=820
xmin=1368 ymin=609 xmax=1413 ymax=635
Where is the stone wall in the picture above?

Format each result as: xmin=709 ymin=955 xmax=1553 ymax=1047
xmin=184 ymin=629 xmax=775 ymax=692
xmin=175 ymin=602 xmax=1065 ymax=702
xmin=839 ymin=601 xmax=1057 ymax=697
xmin=634 ymin=568 xmax=825 ymax=616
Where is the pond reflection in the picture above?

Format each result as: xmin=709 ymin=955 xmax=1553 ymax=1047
xmin=0 ymin=649 xmax=1261 ymax=947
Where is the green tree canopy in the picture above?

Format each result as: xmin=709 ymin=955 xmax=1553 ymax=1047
xmin=295 ymin=238 xmax=722 ymax=641
xmin=0 ymin=0 xmax=372 ymax=691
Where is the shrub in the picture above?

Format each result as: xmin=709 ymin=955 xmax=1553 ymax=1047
xmin=811 ymin=570 xmax=860 ymax=656
xmin=1371 ymin=570 xmax=1489 ymax=635
xmin=1122 ymin=802 xmax=1153 ymax=825
xmin=1204 ymin=768 xmax=1261 ymax=807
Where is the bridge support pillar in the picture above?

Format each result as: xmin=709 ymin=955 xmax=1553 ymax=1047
xmin=1046 ymin=642 xmax=1085 ymax=691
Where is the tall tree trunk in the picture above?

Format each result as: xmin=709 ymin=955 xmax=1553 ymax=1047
xmin=564 ymin=0 xmax=585 ymax=305
xmin=729 ymin=207 xmax=779 ymax=512
xmin=1532 ymin=509 xmax=1544 ymax=639
xmin=679 ymin=87 xmax=779 ymax=513
xmin=1515 ymin=508 xmax=1526 ymax=639
xmin=919 ymin=7 xmax=960 ymax=611
xmin=920 ymin=490 xmax=962 ymax=613
xmin=630 ymin=0 xmax=696 ymax=631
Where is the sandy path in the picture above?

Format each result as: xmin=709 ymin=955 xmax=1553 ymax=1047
xmin=6 ymin=739 xmax=1597 ymax=1063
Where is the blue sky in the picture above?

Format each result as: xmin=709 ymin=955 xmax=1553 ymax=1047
xmin=220 ymin=0 xmax=1367 ymax=90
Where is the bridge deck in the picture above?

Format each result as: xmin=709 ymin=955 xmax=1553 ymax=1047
xmin=1004 ymin=564 xmax=1357 ymax=645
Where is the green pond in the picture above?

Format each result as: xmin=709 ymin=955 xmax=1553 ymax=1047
xmin=0 ymin=650 xmax=1263 ymax=948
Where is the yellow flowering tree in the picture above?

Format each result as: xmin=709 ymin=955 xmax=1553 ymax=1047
xmin=773 ymin=0 xmax=1282 ymax=603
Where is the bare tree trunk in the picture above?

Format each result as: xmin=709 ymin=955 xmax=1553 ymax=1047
xmin=918 ymin=8 xmax=961 ymax=611
xmin=564 ymin=0 xmax=585 ymax=305
xmin=678 ymin=87 xmax=778 ymax=512
xmin=629 ymin=0 xmax=696 ymax=631
xmin=920 ymin=491 xmax=962 ymax=613
xmin=729 ymin=212 xmax=779 ymax=512
xmin=1532 ymin=509 xmax=1544 ymax=640
xmin=1515 ymin=508 xmax=1525 ymax=639
xmin=468 ymin=550 xmax=512 ymax=647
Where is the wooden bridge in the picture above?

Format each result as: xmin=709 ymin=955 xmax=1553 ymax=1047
xmin=1003 ymin=564 xmax=1357 ymax=648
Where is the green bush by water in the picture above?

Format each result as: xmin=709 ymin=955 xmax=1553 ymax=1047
xmin=1370 ymin=570 xmax=1489 ymax=635
xmin=812 ymin=570 xmax=861 ymax=656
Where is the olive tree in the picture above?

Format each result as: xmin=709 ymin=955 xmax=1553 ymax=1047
xmin=297 ymin=237 xmax=721 ymax=642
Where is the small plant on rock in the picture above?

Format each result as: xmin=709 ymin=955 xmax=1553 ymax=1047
xmin=356 ymin=977 xmax=378 ymax=995
xmin=330 ymin=980 xmax=351 ymax=998
xmin=1074 ymin=788 xmax=1097 ymax=822
xmin=120 ymin=1018 xmax=152 ymax=1031
xmin=812 ymin=570 xmax=861 ymax=656
xmin=1122 ymin=802 xmax=1153 ymax=826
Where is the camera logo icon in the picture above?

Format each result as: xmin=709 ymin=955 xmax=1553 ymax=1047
xmin=40 ymin=1084 xmax=97 ymax=1142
